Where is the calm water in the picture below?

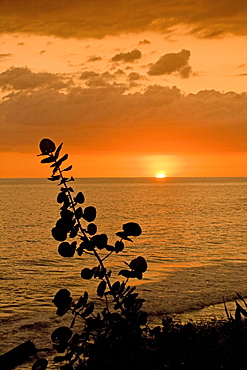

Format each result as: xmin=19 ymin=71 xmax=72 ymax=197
xmin=0 ymin=177 xmax=247 ymax=364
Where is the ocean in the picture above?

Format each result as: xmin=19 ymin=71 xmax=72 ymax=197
xmin=0 ymin=177 xmax=247 ymax=367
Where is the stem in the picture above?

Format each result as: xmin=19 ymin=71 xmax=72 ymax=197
xmin=55 ymin=161 xmax=125 ymax=312
xmin=101 ymin=251 xmax=113 ymax=262
xmin=58 ymin=166 xmax=88 ymax=240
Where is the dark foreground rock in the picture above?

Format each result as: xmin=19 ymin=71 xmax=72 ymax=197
xmin=0 ymin=341 xmax=37 ymax=370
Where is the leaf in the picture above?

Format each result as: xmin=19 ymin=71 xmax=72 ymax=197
xmin=48 ymin=175 xmax=60 ymax=181
xmin=81 ymin=268 xmax=93 ymax=280
xmin=70 ymin=315 xmax=76 ymax=329
xmin=60 ymin=209 xmax=73 ymax=220
xmin=111 ymin=281 xmax=121 ymax=294
xmin=83 ymin=291 xmax=89 ymax=304
xmin=137 ymin=310 xmax=148 ymax=325
xmin=236 ymin=301 xmax=247 ymax=317
xmin=57 ymin=192 xmax=67 ymax=204
xmin=106 ymin=245 xmax=115 ymax=251
xmin=235 ymin=302 xmax=241 ymax=322
xmin=32 ymin=358 xmax=48 ymax=370
xmin=52 ymin=227 xmax=67 ymax=241
xmin=236 ymin=292 xmax=247 ymax=308
xmin=115 ymin=240 xmax=124 ymax=253
xmin=58 ymin=242 xmax=76 ymax=257
xmin=97 ymin=280 xmax=107 ymax=297
xmin=41 ymin=156 xmax=56 ymax=164
xmin=63 ymin=165 xmax=73 ymax=172
xmin=54 ymin=143 xmax=63 ymax=160
xmin=122 ymin=222 xmax=142 ymax=237
xmin=53 ymin=356 xmax=66 ymax=363
xmin=50 ymin=154 xmax=68 ymax=168
xmin=119 ymin=282 xmax=126 ymax=295
xmin=75 ymin=207 xmax=83 ymax=219
xmin=53 ymin=289 xmax=71 ymax=307
xmin=82 ymin=302 xmax=94 ymax=317
xmin=39 ymin=138 xmax=56 ymax=155
xmin=91 ymin=234 xmax=108 ymax=249
xmin=56 ymin=217 xmax=74 ymax=232
xmin=83 ymin=206 xmax=97 ymax=222
xmin=87 ymin=223 xmax=97 ymax=235
xmin=51 ymin=326 xmax=73 ymax=343
xmin=118 ymin=269 xmax=134 ymax=278
xmin=126 ymin=286 xmax=136 ymax=295
xmin=129 ymin=256 xmax=148 ymax=273
xmin=115 ymin=232 xmax=133 ymax=242
xmin=52 ymin=289 xmax=73 ymax=316
xmin=74 ymin=295 xmax=86 ymax=310
xmin=74 ymin=191 xmax=85 ymax=204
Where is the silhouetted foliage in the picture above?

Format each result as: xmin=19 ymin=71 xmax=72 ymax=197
xmin=34 ymin=138 xmax=247 ymax=370
xmin=35 ymin=138 xmax=151 ymax=370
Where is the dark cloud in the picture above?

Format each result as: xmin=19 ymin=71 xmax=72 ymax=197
xmin=0 ymin=53 xmax=12 ymax=59
xmin=1 ymin=79 xmax=246 ymax=154
xmin=139 ymin=39 xmax=151 ymax=45
xmin=88 ymin=56 xmax=102 ymax=62
xmin=128 ymin=72 xmax=141 ymax=81
xmin=1 ymin=0 xmax=247 ymax=39
xmin=0 ymin=66 xmax=69 ymax=90
xmin=79 ymin=70 xmax=127 ymax=88
xmin=112 ymin=49 xmax=142 ymax=63
xmin=80 ymin=71 xmax=100 ymax=79
xmin=148 ymin=49 xmax=192 ymax=78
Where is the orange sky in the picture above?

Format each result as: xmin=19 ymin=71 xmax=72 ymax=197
xmin=0 ymin=0 xmax=247 ymax=177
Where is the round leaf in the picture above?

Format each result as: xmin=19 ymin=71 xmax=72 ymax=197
xmin=87 ymin=223 xmax=97 ymax=235
xmin=83 ymin=206 xmax=96 ymax=222
xmin=51 ymin=326 xmax=73 ymax=343
xmin=39 ymin=138 xmax=56 ymax=154
xmin=115 ymin=240 xmax=124 ymax=253
xmin=52 ymin=227 xmax=67 ymax=241
xmin=74 ymin=192 xmax=85 ymax=204
xmin=58 ymin=242 xmax=76 ymax=257
xmin=122 ymin=222 xmax=142 ymax=237
xmin=57 ymin=192 xmax=67 ymax=203
xmin=81 ymin=268 xmax=93 ymax=280
xmin=91 ymin=233 xmax=108 ymax=249
xmin=129 ymin=256 xmax=148 ymax=273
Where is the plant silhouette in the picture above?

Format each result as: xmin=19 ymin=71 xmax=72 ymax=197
xmin=34 ymin=138 xmax=247 ymax=370
xmin=35 ymin=138 xmax=151 ymax=370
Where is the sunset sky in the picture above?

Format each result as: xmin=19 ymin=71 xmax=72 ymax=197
xmin=0 ymin=0 xmax=247 ymax=177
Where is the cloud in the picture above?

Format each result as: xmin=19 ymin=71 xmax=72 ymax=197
xmin=88 ymin=56 xmax=102 ymax=62
xmin=148 ymin=49 xmax=192 ymax=78
xmin=80 ymin=71 xmax=100 ymax=79
xmin=79 ymin=70 xmax=127 ymax=88
xmin=112 ymin=49 xmax=142 ymax=63
xmin=0 ymin=53 xmax=12 ymax=60
xmin=1 ymin=1 xmax=247 ymax=39
xmin=0 ymin=66 xmax=69 ymax=91
xmin=1 ymin=78 xmax=246 ymax=155
xmin=139 ymin=39 xmax=151 ymax=45
xmin=128 ymin=72 xmax=141 ymax=81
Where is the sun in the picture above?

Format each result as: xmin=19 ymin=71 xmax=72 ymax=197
xmin=156 ymin=173 xmax=166 ymax=178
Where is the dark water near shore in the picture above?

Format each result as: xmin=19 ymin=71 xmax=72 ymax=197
xmin=0 ymin=177 xmax=246 ymax=366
